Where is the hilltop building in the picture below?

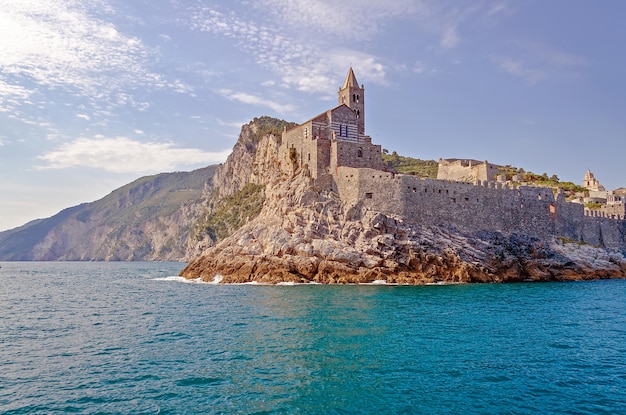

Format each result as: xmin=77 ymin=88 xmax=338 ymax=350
xmin=582 ymin=169 xmax=607 ymax=204
xmin=277 ymin=68 xmax=625 ymax=250
xmin=583 ymin=169 xmax=606 ymax=192
xmin=279 ymin=67 xmax=384 ymax=188
xmin=437 ymin=158 xmax=503 ymax=183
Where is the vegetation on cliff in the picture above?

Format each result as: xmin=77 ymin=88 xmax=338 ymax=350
xmin=382 ymin=152 xmax=438 ymax=178
xmin=499 ymin=165 xmax=587 ymax=192
xmin=249 ymin=116 xmax=297 ymax=145
xmin=196 ymin=183 xmax=266 ymax=243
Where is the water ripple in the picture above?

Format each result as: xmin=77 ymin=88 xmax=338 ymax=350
xmin=1 ymin=263 xmax=626 ymax=414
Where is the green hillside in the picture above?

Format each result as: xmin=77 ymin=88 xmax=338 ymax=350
xmin=382 ymin=152 xmax=438 ymax=178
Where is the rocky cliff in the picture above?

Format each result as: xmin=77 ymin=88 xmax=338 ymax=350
xmin=0 ymin=166 xmax=217 ymax=261
xmin=181 ymin=124 xmax=626 ymax=284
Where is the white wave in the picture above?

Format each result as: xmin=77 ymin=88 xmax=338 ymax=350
xmin=152 ymin=276 xmax=205 ymax=284
xmin=207 ymin=274 xmax=223 ymax=284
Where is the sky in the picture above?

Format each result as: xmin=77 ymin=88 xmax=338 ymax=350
xmin=1 ymin=0 xmax=625 ymax=231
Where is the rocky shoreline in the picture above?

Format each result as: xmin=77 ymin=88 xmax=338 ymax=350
xmin=181 ymin=168 xmax=626 ymax=285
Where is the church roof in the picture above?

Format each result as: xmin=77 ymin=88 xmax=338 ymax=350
xmin=284 ymin=104 xmax=356 ymax=133
xmin=341 ymin=67 xmax=360 ymax=89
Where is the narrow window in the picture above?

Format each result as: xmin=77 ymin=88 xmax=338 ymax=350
xmin=358 ymin=148 xmax=363 ymax=158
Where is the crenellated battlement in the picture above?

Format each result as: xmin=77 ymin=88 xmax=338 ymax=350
xmin=329 ymin=167 xmax=624 ymax=250
xmin=585 ymin=209 xmax=625 ymax=220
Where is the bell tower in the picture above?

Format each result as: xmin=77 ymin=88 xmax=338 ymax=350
xmin=338 ymin=67 xmax=365 ymax=135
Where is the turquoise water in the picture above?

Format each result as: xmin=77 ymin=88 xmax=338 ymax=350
xmin=1 ymin=262 xmax=625 ymax=414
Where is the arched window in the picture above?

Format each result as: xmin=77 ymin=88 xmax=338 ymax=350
xmin=356 ymin=109 xmax=360 ymax=119
xmin=357 ymin=148 xmax=363 ymax=158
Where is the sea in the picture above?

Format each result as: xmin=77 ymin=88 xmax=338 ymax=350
xmin=1 ymin=262 xmax=625 ymax=415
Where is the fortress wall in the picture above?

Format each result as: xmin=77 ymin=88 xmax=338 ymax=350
xmin=402 ymin=179 xmax=556 ymax=236
xmin=600 ymin=220 xmax=625 ymax=249
xmin=315 ymin=139 xmax=331 ymax=179
xmin=338 ymin=172 xmax=561 ymax=238
xmin=281 ymin=122 xmax=330 ymax=179
xmin=556 ymin=201 xmax=585 ymax=242
xmin=335 ymin=167 xmax=400 ymax=213
xmin=334 ymin=167 xmax=624 ymax=249
xmin=331 ymin=141 xmax=384 ymax=171
xmin=580 ymin=217 xmax=626 ymax=249
xmin=280 ymin=125 xmax=306 ymax=174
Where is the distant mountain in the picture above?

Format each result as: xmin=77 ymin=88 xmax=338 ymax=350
xmin=0 ymin=166 xmax=217 ymax=261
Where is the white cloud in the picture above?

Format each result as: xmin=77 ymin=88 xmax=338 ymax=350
xmin=76 ymin=114 xmax=90 ymax=121
xmin=253 ymin=0 xmax=419 ymax=41
xmin=494 ymin=57 xmax=545 ymax=85
xmin=527 ymin=42 xmax=586 ymax=67
xmin=217 ymin=89 xmax=295 ymax=114
xmin=36 ymin=136 xmax=231 ymax=173
xmin=413 ymin=60 xmax=436 ymax=75
xmin=187 ymin=1 xmax=512 ymax=95
xmin=0 ymin=0 xmax=179 ymax=110
xmin=493 ymin=42 xmax=585 ymax=84
xmin=440 ymin=24 xmax=460 ymax=48
xmin=487 ymin=1 xmax=512 ymax=17
xmin=0 ymin=79 xmax=32 ymax=113
xmin=189 ymin=4 xmax=388 ymax=94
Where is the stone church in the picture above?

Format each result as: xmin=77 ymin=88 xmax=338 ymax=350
xmin=279 ymin=68 xmax=384 ymax=186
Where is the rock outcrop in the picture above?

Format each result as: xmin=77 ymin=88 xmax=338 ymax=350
xmin=181 ymin=134 xmax=626 ymax=284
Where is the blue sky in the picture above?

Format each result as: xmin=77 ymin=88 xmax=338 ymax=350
xmin=1 ymin=0 xmax=625 ymax=231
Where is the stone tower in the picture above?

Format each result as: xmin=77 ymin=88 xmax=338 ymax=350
xmin=583 ymin=170 xmax=606 ymax=192
xmin=338 ymin=67 xmax=365 ymax=135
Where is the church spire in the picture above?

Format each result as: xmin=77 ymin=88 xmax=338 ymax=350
xmin=342 ymin=67 xmax=360 ymax=90
xmin=338 ymin=67 xmax=365 ymax=135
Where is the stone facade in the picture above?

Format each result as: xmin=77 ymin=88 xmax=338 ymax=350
xmin=279 ymin=68 xmax=383 ymax=187
xmin=332 ymin=166 xmax=624 ymax=249
xmin=437 ymin=158 xmax=503 ymax=182
xmin=583 ymin=169 xmax=606 ymax=192
xmin=277 ymin=68 xmax=625 ymax=251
